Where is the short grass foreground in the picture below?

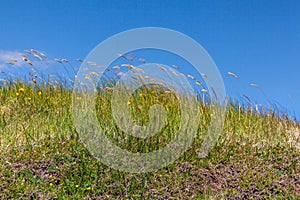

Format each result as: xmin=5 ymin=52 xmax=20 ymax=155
xmin=1 ymin=83 xmax=300 ymax=199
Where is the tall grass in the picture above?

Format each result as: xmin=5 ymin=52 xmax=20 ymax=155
xmin=0 ymin=79 xmax=299 ymax=199
xmin=0 ymin=50 xmax=299 ymax=198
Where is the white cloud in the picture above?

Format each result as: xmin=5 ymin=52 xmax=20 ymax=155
xmin=0 ymin=50 xmax=26 ymax=68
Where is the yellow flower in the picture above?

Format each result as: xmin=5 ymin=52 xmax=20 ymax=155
xmin=19 ymin=88 xmax=25 ymax=93
xmin=0 ymin=109 xmax=4 ymax=113
xmin=50 ymin=183 xmax=53 ymax=187
xmin=139 ymin=93 xmax=143 ymax=97
xmin=27 ymin=97 xmax=32 ymax=101
xmin=75 ymin=185 xmax=79 ymax=188
xmin=127 ymin=101 xmax=131 ymax=105
xmin=86 ymin=187 xmax=91 ymax=191
xmin=16 ymin=92 xmax=19 ymax=96
xmin=38 ymin=91 xmax=42 ymax=96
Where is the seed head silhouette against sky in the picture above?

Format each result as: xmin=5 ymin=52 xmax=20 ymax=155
xmin=0 ymin=1 xmax=299 ymax=118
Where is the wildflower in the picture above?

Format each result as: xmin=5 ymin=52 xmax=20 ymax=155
xmin=38 ymin=91 xmax=42 ymax=96
xmin=19 ymin=88 xmax=25 ymax=93
xmin=75 ymin=185 xmax=79 ymax=188
xmin=127 ymin=101 xmax=131 ymax=105
xmin=228 ymin=72 xmax=238 ymax=78
xmin=27 ymin=97 xmax=32 ymax=101
xmin=139 ymin=93 xmax=144 ymax=97
xmin=0 ymin=109 xmax=4 ymax=113
xmin=16 ymin=92 xmax=19 ymax=96
xmin=50 ymin=183 xmax=53 ymax=187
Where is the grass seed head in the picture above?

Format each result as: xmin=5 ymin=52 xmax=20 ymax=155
xmin=250 ymin=83 xmax=259 ymax=88
xmin=138 ymin=58 xmax=146 ymax=63
xmin=34 ymin=54 xmax=42 ymax=61
xmin=228 ymin=72 xmax=238 ymax=78
xmin=40 ymin=52 xmax=47 ymax=58
xmin=55 ymin=59 xmax=62 ymax=63
xmin=6 ymin=62 xmax=14 ymax=65
xmin=196 ymin=80 xmax=202 ymax=86
xmin=201 ymin=73 xmax=208 ymax=78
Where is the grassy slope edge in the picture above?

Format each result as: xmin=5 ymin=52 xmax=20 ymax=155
xmin=0 ymin=83 xmax=300 ymax=199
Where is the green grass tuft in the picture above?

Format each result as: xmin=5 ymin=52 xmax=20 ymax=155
xmin=0 ymin=81 xmax=300 ymax=199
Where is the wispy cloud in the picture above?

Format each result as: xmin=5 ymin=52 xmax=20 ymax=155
xmin=0 ymin=50 xmax=27 ymax=72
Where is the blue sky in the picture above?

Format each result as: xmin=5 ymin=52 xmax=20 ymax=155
xmin=0 ymin=1 xmax=300 ymax=118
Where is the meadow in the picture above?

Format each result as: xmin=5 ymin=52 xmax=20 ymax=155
xmin=0 ymin=51 xmax=300 ymax=199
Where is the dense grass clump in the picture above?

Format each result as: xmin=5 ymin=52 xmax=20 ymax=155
xmin=0 ymin=82 xmax=300 ymax=199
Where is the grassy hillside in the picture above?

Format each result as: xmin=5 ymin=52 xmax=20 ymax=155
xmin=0 ymin=82 xmax=300 ymax=199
